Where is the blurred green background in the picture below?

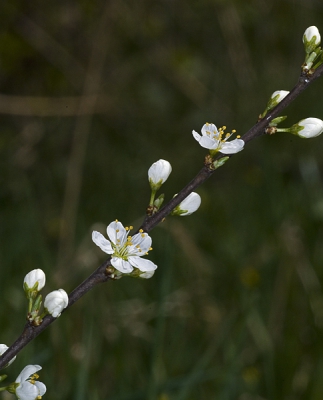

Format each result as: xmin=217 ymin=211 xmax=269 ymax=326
xmin=1 ymin=0 xmax=323 ymax=399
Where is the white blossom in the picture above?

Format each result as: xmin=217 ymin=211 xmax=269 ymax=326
xmin=173 ymin=192 xmax=201 ymax=216
xmin=92 ymin=220 xmax=157 ymax=274
xmin=148 ymin=159 xmax=172 ymax=190
xmin=23 ymin=269 xmax=46 ymax=291
xmin=303 ymin=26 xmax=321 ymax=46
xmin=297 ymin=118 xmax=323 ymax=138
xmin=192 ymin=123 xmax=244 ymax=154
xmin=0 ymin=343 xmax=16 ymax=367
xmin=44 ymin=289 xmax=68 ymax=318
xmin=15 ymin=365 xmax=46 ymax=400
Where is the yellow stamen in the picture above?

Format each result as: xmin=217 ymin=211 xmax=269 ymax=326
xmin=129 ymin=226 xmax=133 ymax=230
xmin=139 ymin=229 xmax=144 ymax=233
xmin=237 ymin=135 xmax=241 ymax=138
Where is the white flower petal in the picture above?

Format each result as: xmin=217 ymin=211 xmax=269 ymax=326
xmin=23 ymin=269 xmax=46 ymax=291
xmin=192 ymin=130 xmax=202 ymax=142
xmin=201 ymin=123 xmax=218 ymax=136
xmin=304 ymin=26 xmax=321 ymax=45
xmin=196 ymin=135 xmax=218 ymax=149
xmin=44 ymin=289 xmax=68 ymax=318
xmin=0 ymin=344 xmax=16 ymax=367
xmin=131 ymin=232 xmax=152 ymax=254
xmin=298 ymin=118 xmax=323 ymax=138
xmin=129 ymin=256 xmax=157 ymax=272
xmin=16 ymin=381 xmax=40 ymax=400
xmin=271 ymin=90 xmax=289 ymax=102
xmin=220 ymin=139 xmax=245 ymax=154
xmin=139 ymin=270 xmax=155 ymax=279
xmin=92 ymin=231 xmax=113 ymax=254
xmin=15 ymin=365 xmax=42 ymax=384
xmin=107 ymin=221 xmax=127 ymax=246
xmin=178 ymin=192 xmax=201 ymax=216
xmin=111 ymin=257 xmax=133 ymax=273
xmin=35 ymin=381 xmax=47 ymax=396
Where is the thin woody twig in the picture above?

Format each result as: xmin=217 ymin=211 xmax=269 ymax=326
xmin=1 ymin=64 xmax=323 ymax=370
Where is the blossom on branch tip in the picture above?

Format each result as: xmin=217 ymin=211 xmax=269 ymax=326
xmin=13 ymin=365 xmax=46 ymax=400
xmin=192 ymin=123 xmax=244 ymax=155
xmin=271 ymin=90 xmax=289 ymax=103
xmin=172 ymin=192 xmax=201 ymax=216
xmin=23 ymin=269 xmax=46 ymax=292
xmin=92 ymin=221 xmax=157 ymax=274
xmin=44 ymin=289 xmax=68 ymax=318
xmin=0 ymin=344 xmax=16 ymax=368
xmin=303 ymin=26 xmax=321 ymax=49
xmin=148 ymin=159 xmax=172 ymax=191
xmin=295 ymin=118 xmax=323 ymax=138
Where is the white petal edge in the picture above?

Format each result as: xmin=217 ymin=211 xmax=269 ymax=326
xmin=92 ymin=231 xmax=114 ymax=254
xmin=129 ymin=256 xmax=157 ymax=272
xmin=16 ymin=365 xmax=42 ymax=383
xmin=111 ymin=257 xmax=133 ymax=273
xmin=220 ymin=139 xmax=244 ymax=154
xmin=107 ymin=221 xmax=127 ymax=246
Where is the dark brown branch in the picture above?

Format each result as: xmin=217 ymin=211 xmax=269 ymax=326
xmin=1 ymin=64 xmax=323 ymax=370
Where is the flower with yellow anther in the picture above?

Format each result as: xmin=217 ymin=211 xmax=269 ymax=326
xmin=192 ymin=123 xmax=244 ymax=155
xmin=92 ymin=220 xmax=157 ymax=274
xmin=7 ymin=365 xmax=46 ymax=400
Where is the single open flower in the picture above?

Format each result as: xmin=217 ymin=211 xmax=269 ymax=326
xmin=192 ymin=123 xmax=244 ymax=154
xmin=172 ymin=192 xmax=201 ymax=216
xmin=14 ymin=365 xmax=46 ymax=400
xmin=92 ymin=220 xmax=157 ymax=274
xmin=23 ymin=269 xmax=46 ymax=292
xmin=296 ymin=118 xmax=323 ymax=138
xmin=44 ymin=289 xmax=68 ymax=318
xmin=303 ymin=26 xmax=321 ymax=46
xmin=0 ymin=344 xmax=16 ymax=368
xmin=148 ymin=159 xmax=172 ymax=191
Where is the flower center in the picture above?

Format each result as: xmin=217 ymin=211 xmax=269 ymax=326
xmin=111 ymin=226 xmax=151 ymax=260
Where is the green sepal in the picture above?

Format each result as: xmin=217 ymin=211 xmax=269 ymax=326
xmin=0 ymin=375 xmax=7 ymax=383
xmin=154 ymin=194 xmax=164 ymax=210
xmin=269 ymin=116 xmax=287 ymax=127
xmin=213 ymin=156 xmax=229 ymax=170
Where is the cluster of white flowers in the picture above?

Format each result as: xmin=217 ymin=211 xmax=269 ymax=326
xmin=2 ymin=24 xmax=323 ymax=400
xmin=0 ymin=271 xmax=69 ymax=398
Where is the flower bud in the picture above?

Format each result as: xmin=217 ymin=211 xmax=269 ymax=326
xmin=303 ymin=26 xmax=321 ymax=47
xmin=148 ymin=159 xmax=172 ymax=191
xmin=296 ymin=118 xmax=323 ymax=138
xmin=44 ymin=289 xmax=68 ymax=318
xmin=139 ymin=270 xmax=155 ymax=279
xmin=271 ymin=90 xmax=289 ymax=103
xmin=172 ymin=192 xmax=201 ymax=216
xmin=0 ymin=344 xmax=16 ymax=368
xmin=23 ymin=269 xmax=46 ymax=292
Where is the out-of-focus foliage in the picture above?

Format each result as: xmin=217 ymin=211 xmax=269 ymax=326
xmin=1 ymin=0 xmax=323 ymax=399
